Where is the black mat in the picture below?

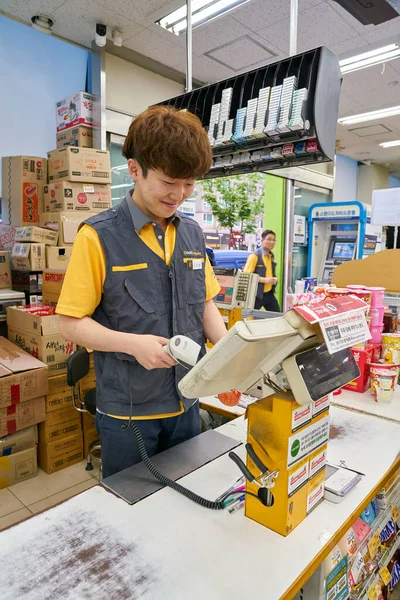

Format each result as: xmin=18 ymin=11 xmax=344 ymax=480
xmin=101 ymin=429 xmax=242 ymax=505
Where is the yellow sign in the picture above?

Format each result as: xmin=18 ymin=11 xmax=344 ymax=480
xmin=392 ymin=504 xmax=399 ymax=522
xmin=379 ymin=566 xmax=392 ymax=586
xmin=368 ymin=584 xmax=378 ymax=600
xmin=368 ymin=532 xmax=380 ymax=558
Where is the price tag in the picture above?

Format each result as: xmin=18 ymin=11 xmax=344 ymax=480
xmin=319 ymin=309 xmax=371 ymax=354
xmin=368 ymin=532 xmax=380 ymax=558
xmin=380 ymin=566 xmax=392 ymax=586
xmin=392 ymin=505 xmax=399 ymax=522
xmin=368 ymin=584 xmax=378 ymax=600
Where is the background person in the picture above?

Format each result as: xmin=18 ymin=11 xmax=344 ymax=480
xmin=243 ymin=229 xmax=280 ymax=312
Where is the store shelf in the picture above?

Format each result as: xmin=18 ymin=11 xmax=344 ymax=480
xmin=157 ymin=46 xmax=342 ymax=177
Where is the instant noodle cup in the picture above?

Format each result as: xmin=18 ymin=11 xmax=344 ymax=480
xmin=347 ymin=289 xmax=372 ymax=312
xmin=381 ymin=333 xmax=400 ymax=364
xmin=366 ymin=286 xmax=385 ymax=308
xmin=369 ymin=306 xmax=385 ymax=327
xmin=324 ymin=288 xmax=350 ymax=300
xmin=370 ymin=363 xmax=399 ymax=403
xmin=370 ymin=325 xmax=383 ymax=344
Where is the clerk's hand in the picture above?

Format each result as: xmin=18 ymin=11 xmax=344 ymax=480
xmin=128 ymin=335 xmax=177 ymax=370
xmin=264 ymin=277 xmax=278 ymax=285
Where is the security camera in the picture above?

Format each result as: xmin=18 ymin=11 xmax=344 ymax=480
xmin=95 ymin=23 xmax=107 ymax=47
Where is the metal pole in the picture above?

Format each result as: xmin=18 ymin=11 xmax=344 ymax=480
xmin=186 ymin=0 xmax=193 ymax=92
xmin=282 ymin=180 xmax=295 ymax=312
xmin=289 ymin=0 xmax=298 ymax=56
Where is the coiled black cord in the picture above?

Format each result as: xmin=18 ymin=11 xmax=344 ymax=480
xmin=131 ymin=421 xmax=225 ymax=510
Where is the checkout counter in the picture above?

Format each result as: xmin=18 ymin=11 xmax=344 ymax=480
xmin=0 ymin=310 xmax=399 ymax=599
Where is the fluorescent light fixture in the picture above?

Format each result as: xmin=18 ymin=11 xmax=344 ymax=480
xmin=338 ymin=105 xmax=400 ymax=126
xmin=379 ymin=140 xmax=400 ymax=148
xmin=157 ymin=0 xmax=251 ymax=35
xmin=340 ymin=44 xmax=400 ymax=74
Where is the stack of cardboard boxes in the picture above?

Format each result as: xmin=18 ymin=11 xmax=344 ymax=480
xmin=0 ymin=91 xmax=107 ymax=477
xmin=0 ymin=337 xmax=47 ymax=488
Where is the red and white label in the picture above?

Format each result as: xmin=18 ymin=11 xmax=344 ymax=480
xmin=77 ymin=193 xmax=87 ymax=205
xmin=312 ymin=395 xmax=330 ymax=417
xmin=288 ymin=461 xmax=309 ymax=497
xmin=293 ymin=295 xmax=368 ymax=324
xmin=291 ymin=403 xmax=312 ymax=432
xmin=309 ymin=447 xmax=327 ymax=478
xmin=320 ymin=310 xmax=371 ymax=354
xmin=307 ymin=481 xmax=325 ymax=513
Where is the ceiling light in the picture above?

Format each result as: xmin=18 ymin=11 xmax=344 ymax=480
xmin=379 ymin=140 xmax=400 ymax=148
xmin=340 ymin=44 xmax=400 ymax=74
xmin=338 ymin=105 xmax=400 ymax=125
xmin=157 ymin=0 xmax=251 ymax=35
xmin=31 ymin=14 xmax=54 ymax=34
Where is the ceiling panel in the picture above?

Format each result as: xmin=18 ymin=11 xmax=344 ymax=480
xmin=338 ymin=92 xmax=367 ymax=116
xmin=328 ymin=35 xmax=368 ymax=58
xmin=230 ymin=0 xmax=290 ymax=33
xmin=350 ymin=86 xmax=400 ymax=113
xmin=124 ymin=25 xmax=186 ymax=67
xmin=189 ymin=14 xmax=251 ymax=55
xmin=325 ymin=0 xmax=375 ymax=35
xmin=51 ymin=0 xmax=144 ymax=49
xmin=206 ymin=35 xmax=277 ymax=70
xmin=349 ymin=124 xmax=394 ymax=137
xmin=360 ymin=16 xmax=400 ymax=45
xmin=94 ymin=0 xmax=171 ymax=27
xmin=179 ymin=54 xmax=235 ymax=83
xmin=341 ymin=63 xmax=400 ymax=98
xmin=0 ymin=0 xmax=66 ymax=21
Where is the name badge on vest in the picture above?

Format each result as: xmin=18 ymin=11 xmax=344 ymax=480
xmin=186 ymin=259 xmax=203 ymax=271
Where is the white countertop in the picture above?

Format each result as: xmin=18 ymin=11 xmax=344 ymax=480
xmin=199 ymin=394 xmax=246 ymax=417
xmin=0 ymin=406 xmax=399 ymax=600
xmin=331 ymin=385 xmax=400 ymax=424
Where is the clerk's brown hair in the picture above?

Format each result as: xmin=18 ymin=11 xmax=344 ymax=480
xmin=122 ymin=106 xmax=212 ymax=179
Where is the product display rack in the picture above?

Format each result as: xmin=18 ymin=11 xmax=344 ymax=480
xmin=157 ymin=46 xmax=342 ymax=178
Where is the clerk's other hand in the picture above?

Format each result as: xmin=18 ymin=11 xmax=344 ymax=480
xmin=129 ymin=335 xmax=177 ymax=370
xmin=265 ymin=277 xmax=277 ymax=285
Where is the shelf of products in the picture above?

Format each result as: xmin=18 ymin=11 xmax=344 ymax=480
xmin=157 ymin=46 xmax=342 ymax=178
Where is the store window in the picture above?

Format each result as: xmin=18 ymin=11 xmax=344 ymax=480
xmin=291 ymin=184 xmax=332 ymax=290
xmin=203 ymin=214 xmax=213 ymax=225
xmin=109 ymin=134 xmax=132 ymax=206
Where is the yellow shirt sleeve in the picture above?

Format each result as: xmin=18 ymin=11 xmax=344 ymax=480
xmin=205 ymin=255 xmax=221 ymax=301
xmin=243 ymin=254 xmax=258 ymax=273
xmin=56 ymin=225 xmax=105 ymax=318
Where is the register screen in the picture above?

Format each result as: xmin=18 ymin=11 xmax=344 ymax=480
xmin=215 ymin=275 xmax=235 ymax=305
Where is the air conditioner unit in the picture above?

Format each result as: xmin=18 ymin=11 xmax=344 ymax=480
xmin=332 ymin=0 xmax=398 ymax=25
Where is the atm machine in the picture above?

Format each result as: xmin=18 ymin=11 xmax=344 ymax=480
xmin=213 ymin=267 xmax=259 ymax=329
xmin=179 ymin=309 xmax=360 ymax=536
xmin=307 ymin=201 xmax=382 ymax=283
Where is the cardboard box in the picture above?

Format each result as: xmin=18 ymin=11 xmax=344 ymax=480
xmin=44 ymin=181 xmax=111 ymax=213
xmin=40 ymin=212 xmax=96 ymax=246
xmin=56 ymin=126 xmax=93 ymax=148
xmin=11 ymin=243 xmax=45 ymax=271
xmin=83 ymin=426 xmax=99 ymax=457
xmin=42 ymin=270 xmax=65 ymax=306
xmin=48 ymin=373 xmax=69 ymax=395
xmin=38 ymin=432 xmax=83 ymax=474
xmin=0 ymin=425 xmax=38 ymax=457
xmin=45 ymin=390 xmax=72 ymax=412
xmin=46 ymin=247 xmax=72 ymax=272
xmin=0 ymin=446 xmax=37 ymax=489
xmin=0 ymin=252 xmax=11 ymax=289
xmin=38 ymin=416 xmax=81 ymax=443
xmin=6 ymin=305 xmax=76 ymax=366
xmin=0 ymin=224 xmax=17 ymax=252
xmin=2 ymin=156 xmax=47 ymax=225
xmin=82 ymin=411 xmax=95 ymax=431
xmin=0 ymin=337 xmax=48 ymax=408
xmin=47 ymin=147 xmax=111 ymax=184
xmin=12 ymin=271 xmax=42 ymax=293
xmin=43 ymin=405 xmax=77 ymax=427
xmin=15 ymin=226 xmax=58 ymax=246
xmin=0 ymin=396 xmax=46 ymax=437
xmin=0 ymin=289 xmax=26 ymax=319
xmin=56 ymin=91 xmax=98 ymax=132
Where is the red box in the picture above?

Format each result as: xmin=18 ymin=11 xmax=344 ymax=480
xmin=344 ymin=344 xmax=379 ymax=393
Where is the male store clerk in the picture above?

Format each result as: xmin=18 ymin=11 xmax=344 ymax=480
xmin=243 ymin=229 xmax=280 ymax=312
xmin=56 ymin=106 xmax=227 ymax=478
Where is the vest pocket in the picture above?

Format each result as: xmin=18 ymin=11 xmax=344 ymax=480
xmin=124 ymin=277 xmax=157 ymax=313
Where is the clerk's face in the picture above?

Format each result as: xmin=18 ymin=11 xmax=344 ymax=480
xmin=262 ymin=234 xmax=276 ymax=252
xmin=128 ymin=159 xmax=195 ymax=221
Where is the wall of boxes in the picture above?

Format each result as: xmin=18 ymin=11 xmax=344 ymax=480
xmin=0 ymin=91 xmax=103 ymax=482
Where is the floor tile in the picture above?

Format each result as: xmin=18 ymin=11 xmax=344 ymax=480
xmin=10 ymin=461 xmax=94 ymax=506
xmin=0 ymin=507 xmax=32 ymax=531
xmin=0 ymin=488 xmax=25 ymax=517
xmin=29 ymin=479 xmax=97 ymax=514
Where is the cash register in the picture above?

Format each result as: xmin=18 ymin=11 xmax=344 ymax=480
xmin=213 ymin=267 xmax=259 ymax=329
